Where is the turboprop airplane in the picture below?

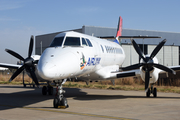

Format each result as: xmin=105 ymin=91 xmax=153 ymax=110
xmin=0 ymin=16 xmax=180 ymax=108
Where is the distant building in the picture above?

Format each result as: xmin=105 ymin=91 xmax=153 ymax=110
xmin=35 ymin=26 xmax=180 ymax=67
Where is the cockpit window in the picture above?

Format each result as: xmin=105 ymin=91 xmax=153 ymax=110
xmin=50 ymin=37 xmax=64 ymax=47
xmin=82 ymin=38 xmax=88 ymax=46
xmin=64 ymin=37 xmax=80 ymax=46
xmin=86 ymin=39 xmax=93 ymax=47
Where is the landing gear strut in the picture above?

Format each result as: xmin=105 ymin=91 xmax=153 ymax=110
xmin=146 ymin=84 xmax=157 ymax=97
xmin=42 ymin=82 xmax=53 ymax=95
xmin=53 ymin=79 xmax=69 ymax=108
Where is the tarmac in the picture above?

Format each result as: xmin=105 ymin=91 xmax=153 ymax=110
xmin=0 ymin=84 xmax=180 ymax=120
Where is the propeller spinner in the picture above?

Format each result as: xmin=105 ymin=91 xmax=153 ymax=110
xmin=5 ymin=36 xmax=39 ymax=86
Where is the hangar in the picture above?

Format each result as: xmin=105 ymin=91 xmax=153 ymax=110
xmin=35 ymin=26 xmax=180 ymax=67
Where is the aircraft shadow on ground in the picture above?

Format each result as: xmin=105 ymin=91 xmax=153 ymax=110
xmin=0 ymin=87 xmax=86 ymax=110
xmin=68 ymin=88 xmax=180 ymax=101
xmin=0 ymin=86 xmax=180 ymax=110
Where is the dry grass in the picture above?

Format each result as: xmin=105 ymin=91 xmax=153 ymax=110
xmin=0 ymin=71 xmax=32 ymax=84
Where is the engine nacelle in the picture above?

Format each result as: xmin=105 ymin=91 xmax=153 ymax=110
xmin=139 ymin=55 xmax=160 ymax=84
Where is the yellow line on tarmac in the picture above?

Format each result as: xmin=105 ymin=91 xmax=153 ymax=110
xmin=0 ymin=104 xmax=135 ymax=120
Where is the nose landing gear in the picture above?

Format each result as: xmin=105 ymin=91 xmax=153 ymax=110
xmin=146 ymin=84 xmax=157 ymax=97
xmin=53 ymin=79 xmax=69 ymax=108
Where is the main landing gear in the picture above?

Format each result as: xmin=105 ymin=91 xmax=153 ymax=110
xmin=53 ymin=79 xmax=69 ymax=108
xmin=146 ymin=84 xmax=157 ymax=97
xmin=42 ymin=82 xmax=54 ymax=95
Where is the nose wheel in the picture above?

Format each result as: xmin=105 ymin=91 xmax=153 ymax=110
xmin=53 ymin=80 xmax=69 ymax=108
xmin=53 ymin=95 xmax=68 ymax=108
xmin=146 ymin=85 xmax=157 ymax=97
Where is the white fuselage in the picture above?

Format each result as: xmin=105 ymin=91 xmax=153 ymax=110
xmin=37 ymin=31 xmax=125 ymax=81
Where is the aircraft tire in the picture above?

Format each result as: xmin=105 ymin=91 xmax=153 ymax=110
xmin=42 ymin=86 xmax=47 ymax=95
xmin=146 ymin=88 xmax=150 ymax=97
xmin=53 ymin=97 xmax=60 ymax=108
xmin=153 ymin=88 xmax=157 ymax=97
xmin=60 ymin=97 xmax=69 ymax=108
xmin=48 ymin=86 xmax=53 ymax=95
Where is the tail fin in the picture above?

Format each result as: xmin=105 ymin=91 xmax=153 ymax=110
xmin=114 ymin=16 xmax=123 ymax=45
xmin=116 ymin=16 xmax=122 ymax=37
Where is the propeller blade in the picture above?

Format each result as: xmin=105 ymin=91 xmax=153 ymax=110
xmin=9 ymin=65 xmax=25 ymax=82
xmin=28 ymin=35 xmax=34 ymax=58
xmin=153 ymin=63 xmax=176 ymax=75
xmin=145 ymin=68 xmax=150 ymax=92
xmin=6 ymin=35 xmax=38 ymax=86
xmin=28 ymin=67 xmax=39 ymax=86
xmin=131 ymin=39 xmax=147 ymax=62
xmin=150 ymin=39 xmax=166 ymax=60
xmin=5 ymin=49 xmax=25 ymax=61
xmin=121 ymin=63 xmax=143 ymax=71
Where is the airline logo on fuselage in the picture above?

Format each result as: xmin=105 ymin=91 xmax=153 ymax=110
xmin=86 ymin=57 xmax=101 ymax=66
xmin=80 ymin=53 xmax=86 ymax=70
xmin=80 ymin=53 xmax=101 ymax=70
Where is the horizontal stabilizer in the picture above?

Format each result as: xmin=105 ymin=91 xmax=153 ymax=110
xmin=99 ymin=36 xmax=161 ymax=39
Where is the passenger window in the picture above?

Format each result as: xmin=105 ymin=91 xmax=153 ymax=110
xmin=119 ymin=48 xmax=123 ymax=54
xmin=86 ymin=39 xmax=93 ymax=47
xmin=100 ymin=45 xmax=104 ymax=53
xmin=105 ymin=46 xmax=107 ymax=52
xmin=106 ymin=46 xmax=109 ymax=53
xmin=64 ymin=37 xmax=80 ymax=46
xmin=82 ymin=38 xmax=88 ymax=46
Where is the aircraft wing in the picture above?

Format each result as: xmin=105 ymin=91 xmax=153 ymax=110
xmin=115 ymin=65 xmax=180 ymax=79
xmin=169 ymin=66 xmax=180 ymax=71
xmin=108 ymin=65 xmax=180 ymax=83
xmin=0 ymin=63 xmax=21 ymax=69
xmin=159 ymin=65 xmax=180 ymax=74
xmin=110 ymin=69 xmax=140 ymax=79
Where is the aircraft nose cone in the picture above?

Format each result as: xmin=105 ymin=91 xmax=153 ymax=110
xmin=37 ymin=50 xmax=79 ymax=80
xmin=38 ymin=62 xmax=57 ymax=80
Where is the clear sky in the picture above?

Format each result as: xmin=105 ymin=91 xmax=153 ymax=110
xmin=0 ymin=0 xmax=180 ymax=64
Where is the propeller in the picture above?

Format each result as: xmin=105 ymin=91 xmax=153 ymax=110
xmin=122 ymin=39 xmax=175 ymax=91
xmin=5 ymin=36 xmax=39 ymax=86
